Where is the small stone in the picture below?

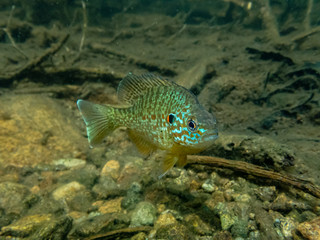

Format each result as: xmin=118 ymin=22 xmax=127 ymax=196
xmin=58 ymin=164 xmax=99 ymax=188
xmin=214 ymin=202 xmax=237 ymax=230
xmin=98 ymin=197 xmax=123 ymax=214
xmin=53 ymin=158 xmax=86 ymax=169
xmin=297 ymin=216 xmax=320 ymax=240
xmin=131 ymin=232 xmax=147 ymax=240
xmin=156 ymin=223 xmax=194 ymax=240
xmin=52 ymin=181 xmax=86 ymax=201
xmin=185 ymin=213 xmax=212 ymax=235
xmin=202 ymin=179 xmax=217 ymax=193
xmin=278 ymin=217 xmax=296 ymax=239
xmin=189 ymin=179 xmax=202 ymax=191
xmin=101 ymin=160 xmax=120 ymax=180
xmin=155 ymin=212 xmax=177 ymax=228
xmin=231 ymin=219 xmax=248 ymax=238
xmin=92 ymin=176 xmax=124 ymax=199
xmin=68 ymin=211 xmax=87 ymax=221
xmin=255 ymin=186 xmax=276 ymax=202
xmin=270 ymin=193 xmax=311 ymax=211
xmin=131 ymin=201 xmax=157 ymax=227
xmin=234 ymin=193 xmax=251 ymax=203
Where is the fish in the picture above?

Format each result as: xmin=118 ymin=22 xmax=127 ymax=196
xmin=77 ymin=73 xmax=218 ymax=177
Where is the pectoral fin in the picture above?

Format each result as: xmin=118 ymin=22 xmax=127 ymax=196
xmin=158 ymin=154 xmax=186 ymax=179
xmin=127 ymin=129 xmax=156 ymax=156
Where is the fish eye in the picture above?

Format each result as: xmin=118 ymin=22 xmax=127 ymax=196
xmin=188 ymin=119 xmax=197 ymax=131
xmin=167 ymin=113 xmax=176 ymax=124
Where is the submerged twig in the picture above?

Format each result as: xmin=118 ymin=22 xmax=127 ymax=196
xmin=0 ymin=34 xmax=69 ymax=86
xmin=187 ymin=155 xmax=320 ymax=199
xmin=2 ymin=5 xmax=28 ymax=60
xmin=304 ymin=0 xmax=313 ymax=31
xmin=79 ymin=0 xmax=87 ymax=53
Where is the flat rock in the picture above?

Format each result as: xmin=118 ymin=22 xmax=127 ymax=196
xmin=297 ymin=216 xmax=320 ymax=240
xmin=101 ymin=160 xmax=120 ymax=180
xmin=0 ymin=95 xmax=86 ymax=167
xmin=98 ymin=197 xmax=123 ymax=214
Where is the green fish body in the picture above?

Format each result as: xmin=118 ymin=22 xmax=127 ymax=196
xmin=77 ymin=73 xmax=218 ymax=176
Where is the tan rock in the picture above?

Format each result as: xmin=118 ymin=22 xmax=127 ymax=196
xmin=52 ymin=181 xmax=86 ymax=201
xmin=297 ymin=216 xmax=320 ymax=240
xmin=101 ymin=160 xmax=120 ymax=180
xmin=98 ymin=197 xmax=123 ymax=214
xmin=155 ymin=212 xmax=177 ymax=228
xmin=0 ymin=95 xmax=86 ymax=167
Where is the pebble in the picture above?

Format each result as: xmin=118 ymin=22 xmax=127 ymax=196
xmin=185 ymin=213 xmax=212 ymax=235
xmin=92 ymin=176 xmax=124 ymax=199
xmin=202 ymin=179 xmax=217 ymax=193
xmin=53 ymin=158 xmax=86 ymax=169
xmin=130 ymin=201 xmax=157 ymax=227
xmin=52 ymin=181 xmax=86 ymax=201
xmin=0 ymin=182 xmax=30 ymax=215
xmin=98 ymin=197 xmax=123 ymax=214
xmin=213 ymin=202 xmax=238 ymax=230
xmin=297 ymin=216 xmax=320 ymax=240
xmin=155 ymin=222 xmax=194 ymax=240
xmin=101 ymin=160 xmax=120 ymax=180
xmin=154 ymin=212 xmax=177 ymax=228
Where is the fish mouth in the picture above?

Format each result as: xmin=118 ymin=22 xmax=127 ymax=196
xmin=203 ymin=130 xmax=219 ymax=142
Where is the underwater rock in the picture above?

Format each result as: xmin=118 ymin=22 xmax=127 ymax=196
xmin=154 ymin=212 xmax=178 ymax=228
xmin=92 ymin=176 xmax=125 ymax=199
xmin=130 ymin=201 xmax=157 ymax=227
xmin=202 ymin=178 xmax=218 ymax=193
xmin=0 ymin=95 xmax=86 ymax=167
xmin=52 ymin=181 xmax=86 ymax=201
xmin=58 ymin=164 xmax=99 ymax=188
xmin=117 ymin=161 xmax=142 ymax=187
xmin=155 ymin=222 xmax=195 ymax=240
xmin=69 ymin=213 xmax=130 ymax=238
xmin=0 ymin=214 xmax=71 ymax=239
xmin=121 ymin=182 xmax=143 ymax=210
xmin=53 ymin=158 xmax=86 ymax=169
xmin=254 ymin=186 xmax=276 ymax=202
xmin=270 ymin=193 xmax=312 ymax=212
xmin=274 ymin=216 xmax=297 ymax=239
xmin=101 ymin=159 xmax=120 ymax=180
xmin=230 ymin=219 xmax=249 ymax=238
xmin=212 ymin=230 xmax=233 ymax=240
xmin=296 ymin=216 xmax=320 ymax=240
xmin=213 ymin=202 xmax=238 ymax=230
xmin=185 ymin=213 xmax=212 ymax=235
xmin=98 ymin=197 xmax=123 ymax=214
xmin=131 ymin=232 xmax=148 ymax=240
xmin=0 ymin=182 xmax=30 ymax=216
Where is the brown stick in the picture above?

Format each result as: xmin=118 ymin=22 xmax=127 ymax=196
xmin=83 ymin=226 xmax=152 ymax=240
xmin=0 ymin=34 xmax=69 ymax=85
xmin=187 ymin=155 xmax=320 ymax=199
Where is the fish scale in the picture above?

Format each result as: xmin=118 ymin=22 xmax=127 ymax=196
xmin=77 ymin=73 xmax=218 ymax=176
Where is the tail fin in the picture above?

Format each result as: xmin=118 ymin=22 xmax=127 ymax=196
xmin=77 ymin=100 xmax=118 ymax=147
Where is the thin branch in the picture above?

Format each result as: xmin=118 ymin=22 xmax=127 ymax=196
xmin=79 ymin=0 xmax=87 ymax=53
xmin=187 ymin=155 xmax=320 ymax=199
xmin=2 ymin=5 xmax=28 ymax=60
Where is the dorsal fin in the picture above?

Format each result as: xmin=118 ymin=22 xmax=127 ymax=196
xmin=117 ymin=73 xmax=175 ymax=105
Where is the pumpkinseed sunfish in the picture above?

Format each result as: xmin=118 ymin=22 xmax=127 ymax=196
xmin=77 ymin=73 xmax=218 ymax=177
